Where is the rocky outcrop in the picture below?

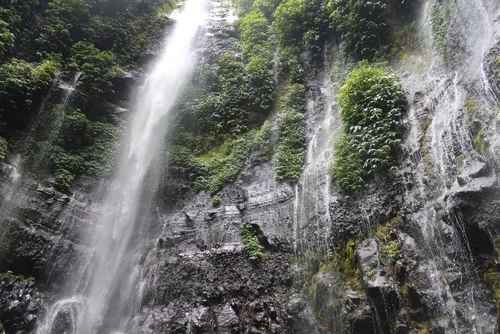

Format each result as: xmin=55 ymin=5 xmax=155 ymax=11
xmin=0 ymin=275 xmax=45 ymax=334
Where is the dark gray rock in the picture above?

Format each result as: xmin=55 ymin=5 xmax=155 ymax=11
xmin=0 ymin=275 xmax=45 ymax=333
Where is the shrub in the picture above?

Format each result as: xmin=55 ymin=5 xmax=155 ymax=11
xmin=194 ymin=135 xmax=252 ymax=194
xmin=0 ymin=58 xmax=60 ymax=130
xmin=69 ymin=41 xmax=119 ymax=97
xmin=329 ymin=0 xmax=390 ymax=60
xmin=52 ymin=111 xmax=121 ymax=191
xmin=331 ymin=64 xmax=406 ymax=192
xmin=241 ymin=221 xmax=263 ymax=263
xmin=380 ymin=240 xmax=400 ymax=263
xmin=238 ymin=10 xmax=270 ymax=58
xmin=246 ymin=55 xmax=275 ymax=113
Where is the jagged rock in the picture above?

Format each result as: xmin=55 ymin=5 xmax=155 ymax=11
xmin=358 ymin=238 xmax=401 ymax=321
xmin=0 ymin=276 xmax=45 ymax=333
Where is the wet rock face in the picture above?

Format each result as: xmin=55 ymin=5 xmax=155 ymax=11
xmin=0 ymin=276 xmax=45 ymax=333
xmin=133 ymin=250 xmax=296 ymax=333
xmin=0 ymin=175 xmax=96 ymax=291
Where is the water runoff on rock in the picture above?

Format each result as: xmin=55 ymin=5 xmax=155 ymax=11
xmin=36 ymin=0 xmax=207 ymax=333
xmin=402 ymin=0 xmax=499 ymax=332
xmin=0 ymin=71 xmax=80 ymax=234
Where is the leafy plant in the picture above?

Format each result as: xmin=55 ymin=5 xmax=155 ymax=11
xmin=241 ymin=221 xmax=263 ymax=263
xmin=52 ymin=111 xmax=121 ymax=191
xmin=329 ymin=0 xmax=390 ymax=60
xmin=330 ymin=63 xmax=407 ymax=192
xmin=0 ymin=58 xmax=60 ymax=130
xmin=380 ymin=240 xmax=400 ymax=263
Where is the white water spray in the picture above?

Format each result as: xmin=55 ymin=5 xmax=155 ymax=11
xmin=37 ymin=1 xmax=207 ymax=333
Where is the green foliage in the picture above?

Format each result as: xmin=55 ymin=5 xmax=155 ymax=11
xmin=241 ymin=221 xmax=263 ymax=263
xmin=273 ymin=0 xmax=331 ymax=60
xmin=0 ymin=58 xmax=60 ymax=130
xmin=329 ymin=0 xmax=390 ymax=60
xmin=238 ymin=9 xmax=270 ymax=58
xmin=331 ymin=133 xmax=365 ymax=191
xmin=275 ymin=83 xmax=307 ymax=182
xmin=277 ymin=45 xmax=304 ymax=83
xmin=53 ymin=111 xmax=121 ymax=191
xmin=236 ymin=4 xmax=276 ymax=114
xmin=0 ymin=0 xmax=40 ymax=58
xmin=195 ymin=134 xmax=252 ymax=194
xmin=37 ymin=0 xmax=93 ymax=56
xmin=272 ymin=0 xmax=307 ymax=47
xmin=331 ymin=64 xmax=406 ymax=192
xmin=0 ymin=19 xmax=14 ymax=58
xmin=35 ymin=0 xmax=170 ymax=65
xmin=380 ymin=240 xmax=400 ymax=263
xmin=169 ymin=123 xmax=273 ymax=193
xmin=246 ymin=55 xmax=275 ymax=113
xmin=207 ymin=53 xmax=249 ymax=136
xmin=69 ymin=41 xmax=119 ymax=97
xmin=337 ymin=238 xmax=362 ymax=289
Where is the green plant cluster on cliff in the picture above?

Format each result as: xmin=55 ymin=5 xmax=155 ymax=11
xmin=51 ymin=111 xmax=121 ymax=191
xmin=241 ymin=221 xmax=263 ymax=263
xmin=328 ymin=0 xmax=390 ymax=60
xmin=0 ymin=58 xmax=60 ymax=131
xmin=331 ymin=63 xmax=406 ymax=192
xmin=0 ymin=0 xmax=174 ymax=190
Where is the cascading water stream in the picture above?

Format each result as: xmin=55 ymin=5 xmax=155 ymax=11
xmin=293 ymin=56 xmax=340 ymax=253
xmin=402 ymin=0 xmax=499 ymax=331
xmin=37 ymin=1 xmax=207 ymax=333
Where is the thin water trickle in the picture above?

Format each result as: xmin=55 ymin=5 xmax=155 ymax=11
xmin=37 ymin=1 xmax=207 ymax=333
xmin=0 ymin=71 xmax=80 ymax=239
xmin=292 ymin=57 xmax=339 ymax=253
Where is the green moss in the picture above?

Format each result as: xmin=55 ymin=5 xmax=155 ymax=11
xmin=0 ymin=271 xmax=34 ymax=282
xmin=484 ymin=237 xmax=500 ymax=320
xmin=241 ymin=221 xmax=263 ymax=263
xmin=420 ymin=321 xmax=430 ymax=334
xmin=465 ymin=95 xmax=490 ymax=157
xmin=362 ymin=265 xmax=376 ymax=282
xmin=420 ymin=117 xmax=431 ymax=133
xmin=337 ymin=239 xmax=362 ymax=290
xmin=194 ymin=134 xmax=252 ymax=194
xmin=473 ymin=130 xmax=489 ymax=157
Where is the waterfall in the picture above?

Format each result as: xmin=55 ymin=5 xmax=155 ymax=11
xmin=293 ymin=54 xmax=340 ymax=253
xmin=36 ymin=0 xmax=207 ymax=332
xmin=401 ymin=0 xmax=499 ymax=332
